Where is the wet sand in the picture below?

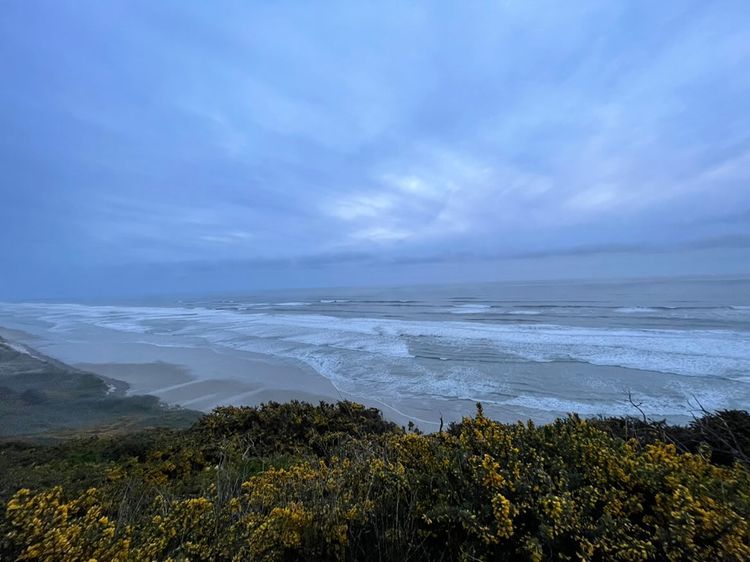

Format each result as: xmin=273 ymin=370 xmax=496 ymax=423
xmin=67 ymin=339 xmax=342 ymax=401
xmin=75 ymin=354 xmax=436 ymax=427
xmin=1 ymin=324 xmax=437 ymax=427
xmin=75 ymin=352 xmax=344 ymax=414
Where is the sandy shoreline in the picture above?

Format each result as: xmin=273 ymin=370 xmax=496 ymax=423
xmin=74 ymin=355 xmax=443 ymax=428
xmin=74 ymin=354 xmax=343 ymax=413
xmin=0 ymin=324 xmax=438 ymax=427
xmin=0 ymin=321 xmax=708 ymax=429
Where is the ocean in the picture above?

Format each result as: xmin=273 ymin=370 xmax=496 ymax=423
xmin=1 ymin=276 xmax=749 ymax=425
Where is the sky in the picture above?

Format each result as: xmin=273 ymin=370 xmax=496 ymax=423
xmin=1 ymin=1 xmax=749 ymax=299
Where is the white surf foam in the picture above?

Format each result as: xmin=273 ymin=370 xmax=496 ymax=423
xmin=495 ymin=387 xmax=731 ymax=418
xmin=3 ymin=301 xmax=750 ymax=416
xmin=6 ymin=302 xmax=750 ymax=380
xmin=4 ymin=341 xmax=42 ymax=360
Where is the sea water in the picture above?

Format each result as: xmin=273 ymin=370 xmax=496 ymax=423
xmin=2 ymin=277 xmax=749 ymax=424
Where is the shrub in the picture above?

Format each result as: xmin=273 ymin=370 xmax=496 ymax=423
xmin=592 ymin=409 xmax=750 ymax=466
xmin=2 ymin=402 xmax=749 ymax=561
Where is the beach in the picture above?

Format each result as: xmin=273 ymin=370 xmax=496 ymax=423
xmin=1 ymin=277 xmax=749 ymax=429
xmin=0 ymin=325 xmax=436 ymax=428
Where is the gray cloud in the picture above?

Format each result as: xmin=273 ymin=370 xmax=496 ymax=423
xmin=1 ymin=0 xmax=749 ymax=298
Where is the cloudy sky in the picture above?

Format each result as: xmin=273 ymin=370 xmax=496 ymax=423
xmin=1 ymin=1 xmax=749 ymax=299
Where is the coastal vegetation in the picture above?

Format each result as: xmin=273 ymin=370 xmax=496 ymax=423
xmin=2 ymin=400 xmax=749 ymax=561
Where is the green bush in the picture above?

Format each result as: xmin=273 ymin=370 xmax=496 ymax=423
xmin=591 ymin=409 xmax=750 ymax=466
xmin=2 ymin=402 xmax=749 ymax=561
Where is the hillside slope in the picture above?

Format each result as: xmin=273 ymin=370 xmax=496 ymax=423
xmin=0 ymin=336 xmax=199 ymax=439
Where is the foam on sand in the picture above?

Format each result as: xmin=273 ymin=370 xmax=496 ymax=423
xmin=2 ymin=299 xmax=749 ymax=425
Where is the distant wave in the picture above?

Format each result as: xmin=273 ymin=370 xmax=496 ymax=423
xmin=449 ymin=304 xmax=491 ymax=314
xmin=352 ymin=300 xmax=419 ymax=304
